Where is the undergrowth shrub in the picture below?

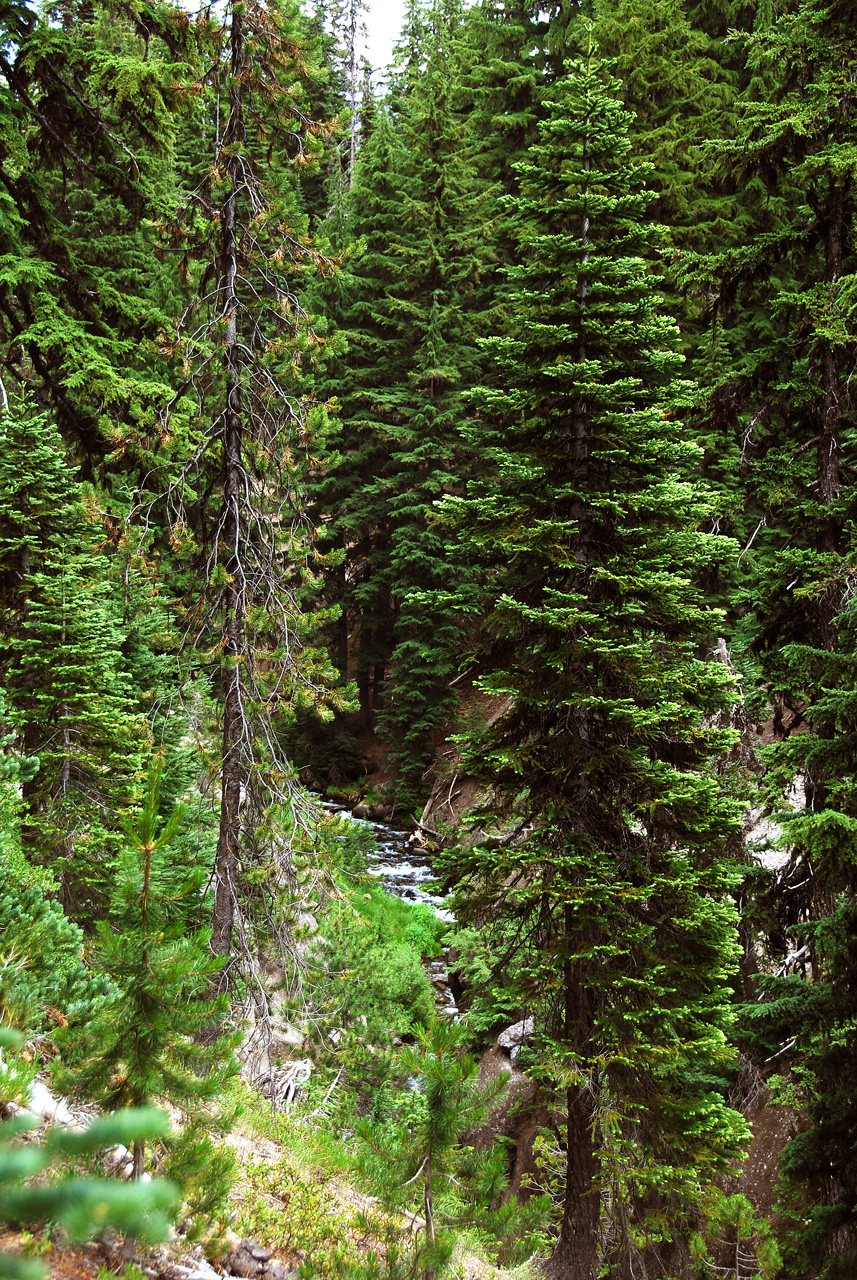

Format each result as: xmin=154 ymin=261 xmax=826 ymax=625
xmin=234 ymin=1155 xmax=356 ymax=1274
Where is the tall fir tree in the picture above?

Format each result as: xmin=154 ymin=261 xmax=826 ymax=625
xmin=435 ymin=34 xmax=748 ymax=1278
xmin=311 ymin=0 xmax=497 ymax=809
xmin=697 ymin=1 xmax=857 ymax=1273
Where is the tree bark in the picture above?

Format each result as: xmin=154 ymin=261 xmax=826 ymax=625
xmin=817 ymin=181 xmax=843 ymax=541
xmin=544 ymin=1081 xmax=600 ymax=1280
xmin=545 ymin=909 xmax=599 ymax=1280
xmin=211 ymin=0 xmax=247 ymax=964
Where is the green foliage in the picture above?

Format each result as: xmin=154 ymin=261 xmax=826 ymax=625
xmin=433 ymin=30 xmax=749 ymax=1274
xmin=0 ymin=866 xmax=109 ymax=1038
xmin=54 ymin=757 xmax=240 ymax=1180
xmin=0 ymin=1031 xmax=177 ymax=1280
xmin=0 ymin=0 xmax=194 ymax=461
xmin=0 ymin=689 xmax=42 ymax=890
xmin=161 ymin=1120 xmax=238 ymax=1246
xmin=234 ymin=1154 xmax=354 ymax=1274
xmin=691 ymin=2 xmax=857 ymax=1271
xmin=689 ymin=1187 xmax=782 ymax=1280
xmin=441 ymin=924 xmax=521 ymax=1037
xmin=354 ymin=1020 xmax=542 ymax=1280
xmin=317 ymin=883 xmax=441 ymax=1045
xmin=310 ymin=0 xmax=499 ymax=806
xmin=0 ymin=400 xmax=151 ymax=907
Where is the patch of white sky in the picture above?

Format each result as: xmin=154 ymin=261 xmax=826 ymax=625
xmin=361 ymin=0 xmax=406 ymax=74
xmin=175 ymin=0 xmax=405 ymax=77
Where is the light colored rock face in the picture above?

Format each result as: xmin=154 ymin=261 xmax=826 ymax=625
xmin=497 ymin=1018 xmax=534 ymax=1051
xmin=745 ymin=773 xmax=807 ymax=871
xmin=272 ymin=1021 xmax=305 ymax=1052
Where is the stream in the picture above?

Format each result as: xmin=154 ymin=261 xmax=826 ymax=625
xmin=319 ymin=797 xmax=458 ymax=1015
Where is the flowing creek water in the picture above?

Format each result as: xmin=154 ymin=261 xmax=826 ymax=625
xmin=319 ymin=797 xmax=458 ymax=1016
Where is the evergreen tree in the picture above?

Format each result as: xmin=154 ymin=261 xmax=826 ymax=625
xmin=0 ymin=0 xmax=196 ymax=469
xmin=459 ymin=0 xmax=548 ymax=212
xmin=0 ymin=402 xmax=145 ymax=909
xmin=435 ymin=35 xmax=748 ymax=1278
xmin=158 ymin=0 xmax=348 ymax=965
xmin=0 ymin=688 xmax=40 ymax=888
xmin=698 ymin=2 xmax=857 ymax=1271
xmin=588 ymin=0 xmax=736 ymax=256
xmin=355 ymin=1021 xmax=514 ymax=1280
xmin=312 ymin=0 xmax=497 ymax=808
xmin=55 ymin=757 xmax=240 ymax=1180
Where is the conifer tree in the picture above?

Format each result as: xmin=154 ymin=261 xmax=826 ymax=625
xmin=0 ymin=402 xmax=145 ymax=908
xmin=435 ymin=34 xmax=748 ymax=1278
xmin=356 ymin=1021 xmax=512 ymax=1280
xmin=312 ymin=0 xmax=496 ymax=808
xmin=697 ymin=2 xmax=857 ymax=1272
xmin=0 ymin=0 xmax=196 ymax=469
xmin=459 ymin=0 xmax=547 ymax=208
xmin=55 ymin=757 xmax=240 ymax=1181
xmin=588 ymin=0 xmax=735 ymax=256
xmin=158 ymin=0 xmax=347 ymax=966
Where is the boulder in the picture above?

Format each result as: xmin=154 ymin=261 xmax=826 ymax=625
xmin=226 ymin=1240 xmax=273 ymax=1278
xmin=26 ymin=1080 xmax=74 ymax=1125
xmin=269 ymin=1263 xmax=297 ymax=1280
xmin=159 ymin=1261 xmax=221 ymax=1280
xmin=496 ymin=1018 xmax=534 ymax=1051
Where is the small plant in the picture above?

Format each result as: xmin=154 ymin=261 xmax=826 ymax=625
xmin=234 ymin=1155 xmax=355 ymax=1273
xmin=17 ymin=1234 xmax=50 ymax=1260
xmin=161 ymin=1120 xmax=238 ymax=1246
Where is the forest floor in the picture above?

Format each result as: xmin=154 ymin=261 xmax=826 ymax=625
xmin=3 ymin=1093 xmax=521 ymax=1280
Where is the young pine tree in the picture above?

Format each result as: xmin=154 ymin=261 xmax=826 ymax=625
xmin=435 ymin=33 xmax=748 ymax=1279
xmin=0 ymin=402 xmax=144 ymax=910
xmin=355 ymin=1021 xmax=518 ymax=1280
xmin=55 ymin=757 xmax=240 ymax=1181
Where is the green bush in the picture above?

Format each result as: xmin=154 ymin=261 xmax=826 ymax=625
xmin=0 ymin=872 xmax=111 ymax=1038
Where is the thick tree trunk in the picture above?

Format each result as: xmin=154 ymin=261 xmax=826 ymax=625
xmin=545 ymin=910 xmax=600 ymax=1280
xmin=211 ymin=2 xmax=246 ymax=964
xmin=544 ymin=1082 xmax=600 ymax=1280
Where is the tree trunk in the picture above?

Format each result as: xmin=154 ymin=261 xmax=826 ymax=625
xmin=544 ymin=1081 xmax=600 ymax=1280
xmin=423 ymin=1158 xmax=435 ymax=1280
xmin=545 ymin=911 xmax=599 ymax=1280
xmin=211 ymin=0 xmax=246 ymax=965
xmin=817 ymin=181 xmax=843 ymax=549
